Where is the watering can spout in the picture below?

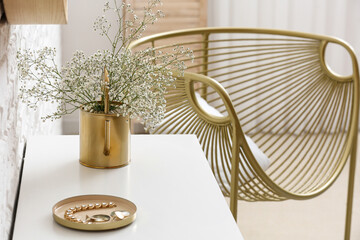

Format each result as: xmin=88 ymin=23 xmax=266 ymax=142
xmin=103 ymin=67 xmax=111 ymax=156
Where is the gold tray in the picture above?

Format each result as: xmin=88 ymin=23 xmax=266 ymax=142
xmin=52 ymin=194 xmax=136 ymax=231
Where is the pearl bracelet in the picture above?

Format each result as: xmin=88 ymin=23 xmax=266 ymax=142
xmin=64 ymin=202 xmax=117 ymax=223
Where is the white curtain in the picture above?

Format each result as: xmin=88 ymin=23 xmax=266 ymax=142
xmin=208 ymin=0 xmax=360 ymax=79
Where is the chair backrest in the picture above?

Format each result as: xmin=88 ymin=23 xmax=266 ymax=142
xmin=130 ymin=28 xmax=359 ymax=200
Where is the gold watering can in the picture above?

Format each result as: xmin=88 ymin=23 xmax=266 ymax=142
xmin=79 ymin=68 xmax=130 ymax=168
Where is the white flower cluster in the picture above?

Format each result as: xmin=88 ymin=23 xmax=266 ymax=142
xmin=17 ymin=0 xmax=194 ymax=129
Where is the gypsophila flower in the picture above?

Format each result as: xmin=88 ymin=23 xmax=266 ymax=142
xmin=17 ymin=0 xmax=194 ymax=129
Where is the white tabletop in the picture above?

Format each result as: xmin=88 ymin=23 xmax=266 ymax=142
xmin=13 ymin=135 xmax=243 ymax=240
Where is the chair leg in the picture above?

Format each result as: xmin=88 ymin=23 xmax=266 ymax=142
xmin=229 ymin=181 xmax=238 ymax=220
xmin=344 ymin=137 xmax=357 ymax=240
xmin=230 ymin=146 xmax=240 ymax=220
xmin=230 ymin=172 xmax=238 ymax=221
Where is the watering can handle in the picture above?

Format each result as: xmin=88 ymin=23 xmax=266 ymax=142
xmin=104 ymin=120 xmax=111 ymax=156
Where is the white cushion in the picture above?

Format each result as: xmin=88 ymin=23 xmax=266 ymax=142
xmin=195 ymin=92 xmax=223 ymax=117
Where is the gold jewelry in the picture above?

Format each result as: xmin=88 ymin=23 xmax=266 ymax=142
xmin=110 ymin=210 xmax=130 ymax=220
xmin=90 ymin=214 xmax=111 ymax=223
xmin=64 ymin=202 xmax=117 ymax=223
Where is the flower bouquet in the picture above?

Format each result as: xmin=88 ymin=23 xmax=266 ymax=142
xmin=17 ymin=0 xmax=193 ymax=130
xmin=17 ymin=0 xmax=193 ymax=168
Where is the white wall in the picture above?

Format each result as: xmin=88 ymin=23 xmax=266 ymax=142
xmin=0 ymin=24 xmax=62 ymax=239
xmin=61 ymin=0 xmax=117 ymax=134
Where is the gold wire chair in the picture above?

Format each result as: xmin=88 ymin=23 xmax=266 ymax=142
xmin=129 ymin=28 xmax=359 ymax=239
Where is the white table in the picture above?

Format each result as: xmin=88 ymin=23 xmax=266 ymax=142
xmin=12 ymin=135 xmax=244 ymax=240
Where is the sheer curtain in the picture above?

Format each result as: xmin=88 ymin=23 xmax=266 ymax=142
xmin=208 ymin=0 xmax=360 ymax=81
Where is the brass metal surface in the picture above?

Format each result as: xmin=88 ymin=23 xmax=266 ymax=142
xmin=104 ymin=67 xmax=110 ymax=114
xmin=80 ymin=109 xmax=130 ymax=168
xmin=130 ymin=27 xmax=359 ymax=239
xmin=53 ymin=195 xmax=136 ymax=231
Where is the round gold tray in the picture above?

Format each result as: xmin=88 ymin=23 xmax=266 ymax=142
xmin=52 ymin=194 xmax=136 ymax=231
